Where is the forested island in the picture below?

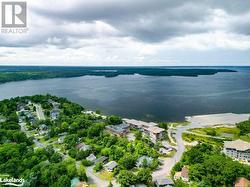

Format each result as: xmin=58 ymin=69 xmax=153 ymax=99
xmin=0 ymin=66 xmax=236 ymax=83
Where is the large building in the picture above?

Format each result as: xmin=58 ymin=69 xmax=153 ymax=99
xmin=223 ymin=139 xmax=250 ymax=162
xmin=123 ymin=118 xmax=164 ymax=143
xmin=105 ymin=123 xmax=130 ymax=136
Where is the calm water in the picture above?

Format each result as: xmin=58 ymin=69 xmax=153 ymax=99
xmin=0 ymin=67 xmax=249 ymax=122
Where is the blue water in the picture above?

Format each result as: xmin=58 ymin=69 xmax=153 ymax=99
xmin=0 ymin=66 xmax=249 ymax=122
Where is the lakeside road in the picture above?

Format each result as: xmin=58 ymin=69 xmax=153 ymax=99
xmin=152 ymin=113 xmax=250 ymax=179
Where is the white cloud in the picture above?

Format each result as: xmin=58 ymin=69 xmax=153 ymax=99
xmin=0 ymin=0 xmax=250 ymax=65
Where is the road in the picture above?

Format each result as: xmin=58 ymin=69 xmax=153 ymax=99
xmin=152 ymin=113 xmax=250 ymax=179
xmin=75 ymin=162 xmax=120 ymax=187
xmin=34 ymin=104 xmax=45 ymax=120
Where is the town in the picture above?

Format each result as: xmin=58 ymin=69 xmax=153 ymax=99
xmin=0 ymin=95 xmax=249 ymax=187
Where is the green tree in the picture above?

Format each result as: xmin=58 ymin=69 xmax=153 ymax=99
xmin=136 ymin=168 xmax=152 ymax=184
xmin=117 ymin=170 xmax=137 ymax=187
xmin=93 ymin=162 xmax=103 ymax=172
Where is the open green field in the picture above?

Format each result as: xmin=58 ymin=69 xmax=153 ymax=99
xmin=182 ymin=133 xmax=224 ymax=146
xmin=188 ymin=126 xmax=250 ymax=142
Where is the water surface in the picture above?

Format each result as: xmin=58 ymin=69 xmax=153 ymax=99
xmin=0 ymin=67 xmax=249 ymax=122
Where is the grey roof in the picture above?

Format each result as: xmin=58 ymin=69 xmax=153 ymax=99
xmin=106 ymin=123 xmax=130 ymax=134
xmin=86 ymin=154 xmax=96 ymax=161
xmin=105 ymin=161 xmax=118 ymax=170
xmin=136 ymin=156 xmax=153 ymax=167
xmin=155 ymin=178 xmax=174 ymax=186
xmin=94 ymin=156 xmax=108 ymax=163
xmin=224 ymin=139 xmax=250 ymax=151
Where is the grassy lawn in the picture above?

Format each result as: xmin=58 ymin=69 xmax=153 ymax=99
xmin=98 ymin=170 xmax=113 ymax=181
xmin=171 ymin=121 xmax=190 ymax=127
xmin=188 ymin=127 xmax=250 ymax=142
xmin=165 ymin=149 xmax=176 ymax=157
xmin=182 ymin=133 xmax=224 ymax=146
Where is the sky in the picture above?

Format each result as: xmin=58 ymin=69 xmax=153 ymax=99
xmin=0 ymin=0 xmax=250 ymax=66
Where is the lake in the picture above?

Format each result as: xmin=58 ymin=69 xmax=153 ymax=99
xmin=0 ymin=67 xmax=249 ymax=122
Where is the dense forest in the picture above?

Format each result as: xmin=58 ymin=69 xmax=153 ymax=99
xmin=0 ymin=66 xmax=236 ymax=83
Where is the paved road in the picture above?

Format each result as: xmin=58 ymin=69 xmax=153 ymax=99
xmin=152 ymin=113 xmax=250 ymax=179
xmin=76 ymin=163 xmax=120 ymax=187
xmin=35 ymin=104 xmax=45 ymax=120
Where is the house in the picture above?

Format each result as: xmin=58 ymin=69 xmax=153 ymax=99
xmin=104 ymin=161 xmax=118 ymax=172
xmin=136 ymin=156 xmax=153 ymax=167
xmin=71 ymin=177 xmax=80 ymax=187
xmin=51 ymin=108 xmax=60 ymax=120
xmin=106 ymin=123 xmax=130 ymax=136
xmin=123 ymin=118 xmax=157 ymax=130
xmin=145 ymin=126 xmax=165 ymax=143
xmin=234 ymin=177 xmax=250 ymax=187
xmin=76 ymin=143 xmax=91 ymax=151
xmin=86 ymin=154 xmax=96 ymax=162
xmin=130 ymin=184 xmax=147 ymax=187
xmin=39 ymin=124 xmax=48 ymax=130
xmin=154 ymin=178 xmax=174 ymax=187
xmin=174 ymin=166 xmax=189 ymax=182
xmin=93 ymin=156 xmax=108 ymax=164
xmin=159 ymin=147 xmax=173 ymax=155
xmin=58 ymin=136 xmax=65 ymax=144
xmin=17 ymin=102 xmax=26 ymax=111
xmin=223 ymin=139 xmax=250 ymax=162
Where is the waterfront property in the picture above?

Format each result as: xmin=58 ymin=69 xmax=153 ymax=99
xmin=123 ymin=118 xmax=165 ymax=143
xmin=105 ymin=123 xmax=130 ymax=136
xmin=223 ymin=139 xmax=250 ymax=162
xmin=145 ymin=126 xmax=165 ymax=143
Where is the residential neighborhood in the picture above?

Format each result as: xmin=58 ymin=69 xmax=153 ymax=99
xmin=1 ymin=95 xmax=250 ymax=187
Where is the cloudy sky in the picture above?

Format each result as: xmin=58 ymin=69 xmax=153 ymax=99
xmin=0 ymin=0 xmax=250 ymax=66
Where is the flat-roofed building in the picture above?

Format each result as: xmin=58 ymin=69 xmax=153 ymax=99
xmin=146 ymin=126 xmax=165 ymax=143
xmin=223 ymin=139 xmax=250 ymax=162
xmin=106 ymin=123 xmax=130 ymax=136
xmin=123 ymin=118 xmax=164 ymax=142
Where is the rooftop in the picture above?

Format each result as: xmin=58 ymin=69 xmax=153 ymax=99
xmin=224 ymin=139 xmax=250 ymax=151
xmin=123 ymin=118 xmax=157 ymax=128
xmin=147 ymin=126 xmax=165 ymax=134
xmin=155 ymin=178 xmax=174 ymax=186
xmin=181 ymin=166 xmax=189 ymax=179
xmin=234 ymin=177 xmax=250 ymax=187
xmin=105 ymin=161 xmax=118 ymax=170
xmin=106 ymin=123 xmax=130 ymax=134
xmin=94 ymin=156 xmax=108 ymax=163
